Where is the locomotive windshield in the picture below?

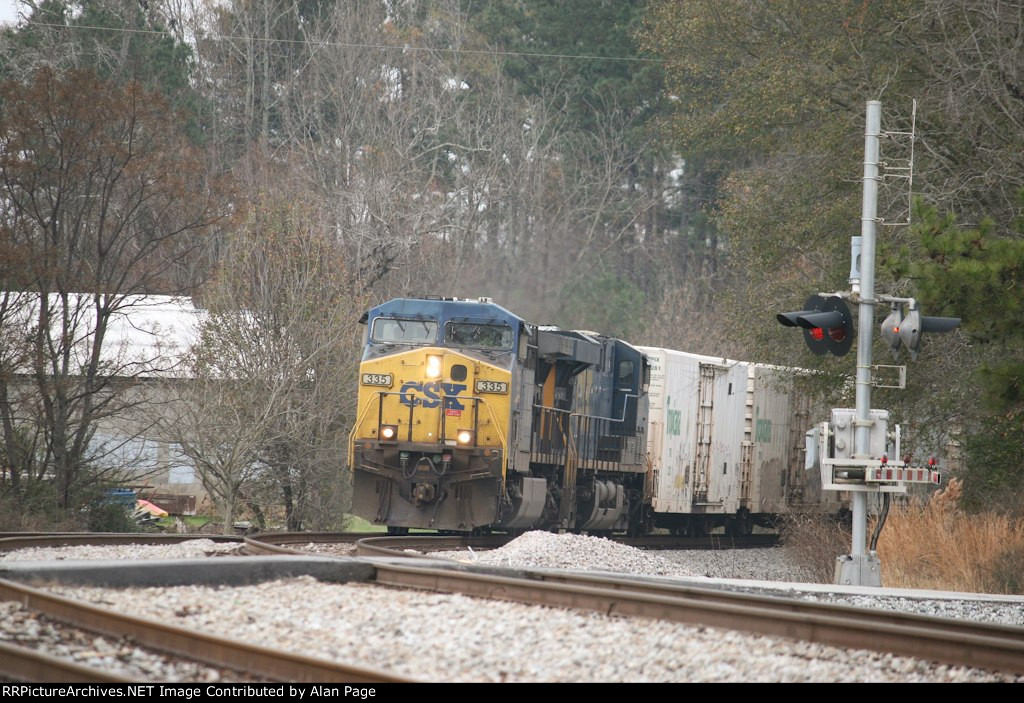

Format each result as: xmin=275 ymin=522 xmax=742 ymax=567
xmin=445 ymin=322 xmax=514 ymax=350
xmin=371 ymin=317 xmax=438 ymax=345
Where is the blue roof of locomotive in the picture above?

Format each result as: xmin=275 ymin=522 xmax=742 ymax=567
xmin=365 ymin=297 xmax=525 ymax=329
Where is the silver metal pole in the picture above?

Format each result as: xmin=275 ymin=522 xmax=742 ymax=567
xmin=853 ymin=101 xmax=881 ymax=558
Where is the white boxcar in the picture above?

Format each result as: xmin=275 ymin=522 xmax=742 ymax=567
xmin=640 ymin=347 xmax=843 ymax=534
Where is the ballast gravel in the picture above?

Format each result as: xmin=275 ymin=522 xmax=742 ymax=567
xmin=43 ymin=577 xmax=1019 ymax=683
xmin=0 ymin=539 xmax=242 ymax=562
xmin=428 ymin=530 xmax=813 ymax=581
xmin=0 ymin=601 xmax=259 ymax=682
xmin=796 ymin=594 xmax=1024 ymax=628
xmin=427 ymin=531 xmax=1023 ymax=627
xmin=429 ymin=531 xmax=693 ymax=575
xmin=293 ymin=542 xmax=357 ymax=557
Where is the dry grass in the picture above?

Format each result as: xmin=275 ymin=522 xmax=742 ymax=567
xmin=778 ymin=513 xmax=851 ymax=584
xmin=779 ymin=478 xmax=1024 ymax=594
xmin=876 ymin=479 xmax=1024 ymax=594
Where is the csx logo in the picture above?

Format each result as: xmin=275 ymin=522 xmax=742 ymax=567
xmin=400 ymin=381 xmax=467 ymax=409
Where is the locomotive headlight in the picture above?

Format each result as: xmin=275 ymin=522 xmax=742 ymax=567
xmin=379 ymin=424 xmax=398 ymax=440
xmin=457 ymin=430 xmax=474 ymax=445
xmin=426 ymin=354 xmax=443 ymax=379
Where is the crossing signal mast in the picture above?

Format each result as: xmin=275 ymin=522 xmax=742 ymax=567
xmin=777 ymin=101 xmax=959 ymax=587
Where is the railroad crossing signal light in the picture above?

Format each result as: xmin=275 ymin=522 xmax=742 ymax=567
xmin=777 ymin=295 xmax=854 ymax=356
xmin=880 ymin=305 xmax=903 ymax=360
xmin=880 ymin=303 xmax=960 ymax=360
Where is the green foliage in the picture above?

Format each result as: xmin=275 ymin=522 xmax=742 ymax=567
xmin=85 ymin=500 xmax=138 ymax=533
xmin=638 ymin=0 xmax=919 ymax=362
xmin=473 ymin=0 xmax=663 ymax=132
xmin=644 ymin=0 xmax=1024 ymax=510
xmin=0 ymin=0 xmax=204 ymax=140
xmin=882 ymin=197 xmax=1024 ymax=511
xmin=642 ymin=0 xmax=916 ymax=161
xmin=900 ymin=198 xmax=1024 ymax=411
xmin=958 ymin=411 xmax=1024 ymax=512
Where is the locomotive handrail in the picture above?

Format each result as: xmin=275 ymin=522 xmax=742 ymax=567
xmin=347 ymin=391 xmax=386 ymax=470
xmin=477 ymin=397 xmax=509 ymax=486
xmin=531 ymin=402 xmax=645 ymax=473
xmin=534 ymin=394 xmax=642 ymax=424
xmin=569 ymin=392 xmax=642 ymax=425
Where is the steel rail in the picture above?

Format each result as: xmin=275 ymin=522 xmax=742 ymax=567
xmin=531 ymin=569 xmax=1024 ymax=647
xmin=353 ymin=534 xmax=510 ymax=559
xmin=370 ymin=561 xmax=1024 ymax=674
xmin=242 ymin=531 xmax=390 ymax=556
xmin=0 ymin=578 xmax=415 ymax=683
xmin=0 ymin=640 xmax=135 ymax=683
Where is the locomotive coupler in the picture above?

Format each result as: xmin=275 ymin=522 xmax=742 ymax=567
xmin=412 ymin=482 xmax=437 ymax=505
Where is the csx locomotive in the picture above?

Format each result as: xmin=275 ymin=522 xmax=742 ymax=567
xmin=349 ymin=297 xmax=843 ymax=534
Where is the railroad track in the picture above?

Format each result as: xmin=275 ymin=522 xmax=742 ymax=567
xmin=368 ymin=560 xmax=1024 ymax=675
xmin=0 ymin=577 xmax=414 ymax=683
xmin=0 ymin=640 xmax=135 ymax=683
xmin=243 ymin=533 xmax=1024 ymax=675
xmin=4 ymin=530 xmax=1021 ymax=678
xmin=243 ymin=531 xmax=780 ymax=559
xmin=0 ymin=530 xmax=778 ymax=558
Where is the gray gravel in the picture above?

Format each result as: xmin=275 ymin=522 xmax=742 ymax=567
xmin=6 ymin=531 xmax=1022 ymax=681
xmin=658 ymin=547 xmax=816 ymax=581
xmin=44 ymin=578 xmax=1021 ymax=683
xmin=428 ymin=531 xmax=811 ymax=580
xmin=795 ymin=593 xmax=1024 ymax=628
xmin=0 ymin=539 xmax=242 ymax=562
xmin=427 ymin=531 xmax=1024 ymax=629
xmin=291 ymin=542 xmax=357 ymax=557
xmin=0 ymin=601 xmax=258 ymax=682
xmin=430 ymin=531 xmax=696 ymax=576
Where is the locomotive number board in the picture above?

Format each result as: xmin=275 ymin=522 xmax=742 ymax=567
xmin=361 ymin=373 xmax=393 ymax=387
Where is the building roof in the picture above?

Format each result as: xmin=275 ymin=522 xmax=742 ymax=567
xmin=1 ymin=292 xmax=205 ymax=379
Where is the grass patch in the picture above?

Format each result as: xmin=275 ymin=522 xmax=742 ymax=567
xmin=341 ymin=514 xmax=388 ymax=533
xmin=154 ymin=515 xmax=215 ymax=532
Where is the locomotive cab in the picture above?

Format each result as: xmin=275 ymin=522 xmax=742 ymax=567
xmin=349 ymin=297 xmax=526 ymax=531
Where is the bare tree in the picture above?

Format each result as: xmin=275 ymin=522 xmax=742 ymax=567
xmin=159 ymin=195 xmax=365 ymax=531
xmin=0 ymin=68 xmax=226 ymax=513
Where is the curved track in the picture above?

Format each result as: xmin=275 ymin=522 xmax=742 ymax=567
xmin=244 ymin=531 xmax=780 ymax=559
xmin=247 ymin=532 xmax=1024 ymax=674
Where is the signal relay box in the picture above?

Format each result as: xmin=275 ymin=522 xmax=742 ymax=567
xmin=805 ymin=408 xmax=939 ymax=493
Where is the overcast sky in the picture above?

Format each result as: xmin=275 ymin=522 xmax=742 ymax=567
xmin=0 ymin=1 xmax=19 ymax=26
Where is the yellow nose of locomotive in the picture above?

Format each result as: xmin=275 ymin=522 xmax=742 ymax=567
xmin=349 ymin=299 xmax=518 ymax=532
